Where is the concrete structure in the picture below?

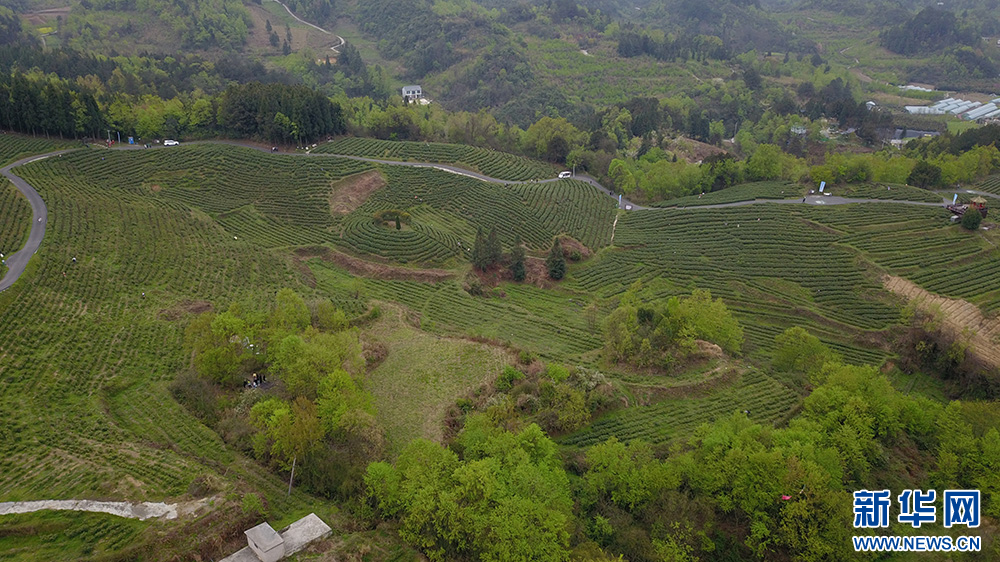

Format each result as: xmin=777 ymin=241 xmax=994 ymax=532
xmin=221 ymin=514 xmax=333 ymax=562
xmin=402 ymin=85 xmax=422 ymax=102
xmin=246 ymin=523 xmax=284 ymax=562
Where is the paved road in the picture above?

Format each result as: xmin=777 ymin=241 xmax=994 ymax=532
xmin=658 ymin=194 xmax=949 ymax=210
xmin=0 ymin=150 xmax=78 ymax=292
xmin=0 ymin=140 xmax=966 ymax=292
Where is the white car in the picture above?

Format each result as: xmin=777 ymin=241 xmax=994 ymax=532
xmin=558 ymin=171 xmax=571 ymax=178
xmin=164 ymin=140 xmax=179 ymax=146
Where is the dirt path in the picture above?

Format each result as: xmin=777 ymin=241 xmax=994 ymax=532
xmin=883 ymin=275 xmax=1000 ymax=368
xmin=1 ymin=500 xmax=175 ymax=521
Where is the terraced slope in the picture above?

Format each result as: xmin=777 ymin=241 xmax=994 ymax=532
xmin=313 ymin=137 xmax=558 ymax=181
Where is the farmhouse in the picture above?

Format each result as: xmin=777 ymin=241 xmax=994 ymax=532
xmin=402 ymin=85 xmax=423 ymax=102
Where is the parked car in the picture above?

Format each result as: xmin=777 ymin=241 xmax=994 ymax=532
xmin=164 ymin=139 xmax=179 ymax=146
xmin=558 ymin=171 xmax=571 ymax=178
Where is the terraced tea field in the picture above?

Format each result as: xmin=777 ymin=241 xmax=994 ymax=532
xmin=0 ymin=144 xmax=328 ymax=558
xmin=562 ymin=370 xmax=799 ymax=447
xmin=651 ymin=181 xmax=803 ymax=207
xmin=309 ymin=259 xmax=600 ymax=359
xmin=339 ymin=166 xmax=616 ymax=263
xmin=835 ymin=183 xmax=944 ymax=203
xmin=0 ymin=179 xmax=31 ymax=278
xmin=976 ymin=174 xmax=1000 ymax=196
xmin=314 ymin=137 xmax=558 ymax=181
xmin=4 ymin=136 xmax=1000 ymax=559
xmin=0 ymin=135 xmax=76 ymax=166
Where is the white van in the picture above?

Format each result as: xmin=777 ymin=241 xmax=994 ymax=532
xmin=558 ymin=171 xmax=571 ymax=178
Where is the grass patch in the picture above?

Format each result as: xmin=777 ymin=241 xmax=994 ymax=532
xmin=363 ymin=303 xmax=513 ymax=453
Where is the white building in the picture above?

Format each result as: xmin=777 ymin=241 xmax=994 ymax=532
xmin=402 ymin=85 xmax=422 ymax=102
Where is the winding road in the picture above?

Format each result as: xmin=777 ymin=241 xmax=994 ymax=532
xmin=270 ymin=0 xmax=344 ymax=55
xmin=0 ymin=140 xmax=975 ymax=293
xmin=0 ymin=150 xmax=77 ymax=292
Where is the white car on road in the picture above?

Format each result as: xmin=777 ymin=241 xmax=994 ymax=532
xmin=558 ymin=171 xmax=571 ymax=178
xmin=163 ymin=140 xmax=179 ymax=146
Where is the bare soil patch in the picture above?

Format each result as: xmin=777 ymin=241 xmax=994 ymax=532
xmin=558 ymin=235 xmax=593 ymax=258
xmin=883 ymin=275 xmax=1000 ymax=368
xmin=295 ymin=246 xmax=454 ymax=283
xmin=329 ymin=170 xmax=386 ymax=216
xmin=159 ymin=299 xmax=213 ymax=320
xmin=150 ymin=184 xmax=162 ymax=193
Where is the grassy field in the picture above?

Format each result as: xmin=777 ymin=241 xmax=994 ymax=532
xmin=314 ymin=137 xmax=558 ymax=181
xmin=361 ymin=303 xmax=513 ymax=452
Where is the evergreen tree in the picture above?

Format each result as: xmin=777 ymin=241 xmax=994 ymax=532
xmin=486 ymin=226 xmax=502 ymax=267
xmin=472 ymin=226 xmax=488 ymax=271
xmin=510 ymin=234 xmax=526 ymax=282
xmin=546 ymin=238 xmax=566 ymax=280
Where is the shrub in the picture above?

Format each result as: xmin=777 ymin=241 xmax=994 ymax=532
xmin=961 ymin=210 xmax=982 ymax=231
xmin=546 ymin=363 xmax=570 ymax=382
xmin=497 ymin=365 xmax=526 ymax=391
xmin=241 ymin=493 xmax=267 ymax=519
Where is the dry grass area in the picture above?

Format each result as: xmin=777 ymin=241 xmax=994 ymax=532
xmin=668 ymin=136 xmax=728 ymax=163
xmin=329 ymin=170 xmax=386 ymax=216
xmin=883 ymin=274 xmax=1000 ymax=368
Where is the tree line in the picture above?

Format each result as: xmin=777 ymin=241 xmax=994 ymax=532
xmin=0 ymin=69 xmax=344 ymax=143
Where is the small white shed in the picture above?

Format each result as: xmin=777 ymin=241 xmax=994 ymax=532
xmin=245 ymin=522 xmax=285 ymax=562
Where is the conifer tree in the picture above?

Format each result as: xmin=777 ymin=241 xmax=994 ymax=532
xmin=486 ymin=226 xmax=502 ymax=267
xmin=546 ymin=238 xmax=566 ymax=280
xmin=472 ymin=226 xmax=488 ymax=271
xmin=511 ymin=234 xmax=526 ymax=282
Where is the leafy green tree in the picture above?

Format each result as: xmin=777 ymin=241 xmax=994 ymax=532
xmin=316 ymin=369 xmax=376 ymax=436
xmin=546 ymin=238 xmax=566 ymax=280
xmin=270 ymin=288 xmax=310 ymax=337
xmin=314 ymin=300 xmax=348 ymax=332
xmin=270 ymin=330 xmax=365 ymax=399
xmin=961 ymin=209 xmax=982 ymax=230
xmin=251 ymin=396 xmax=324 ymax=492
xmin=510 ymin=234 xmax=526 ymax=282
xmin=670 ymin=289 xmax=743 ymax=354
xmin=773 ymin=327 xmax=837 ymax=374
xmin=745 ymin=144 xmax=783 ymax=181
xmin=365 ymin=417 xmax=572 ymax=561
xmin=584 ymin=437 xmax=677 ymax=510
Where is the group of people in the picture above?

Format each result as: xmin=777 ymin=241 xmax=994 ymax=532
xmin=244 ymin=372 xmax=266 ymax=389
